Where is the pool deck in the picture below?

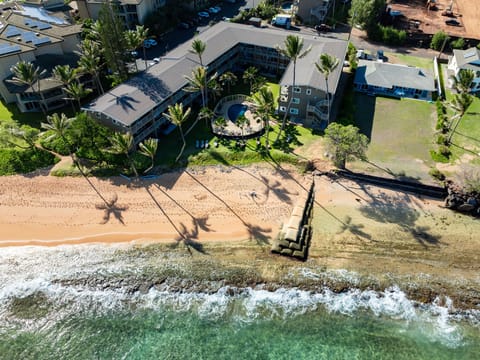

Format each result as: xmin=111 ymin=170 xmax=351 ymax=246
xmin=212 ymin=99 xmax=264 ymax=137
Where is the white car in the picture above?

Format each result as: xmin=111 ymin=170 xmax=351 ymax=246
xmin=198 ymin=11 xmax=210 ymax=18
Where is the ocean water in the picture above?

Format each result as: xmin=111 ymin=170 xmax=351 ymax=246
xmin=0 ymin=246 xmax=479 ymax=359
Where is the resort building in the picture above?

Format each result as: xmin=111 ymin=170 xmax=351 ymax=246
xmin=353 ymin=60 xmax=436 ymax=101
xmin=83 ymin=21 xmax=347 ymax=144
xmin=447 ymin=47 xmax=480 ymax=94
xmin=76 ymin=0 xmax=166 ymax=28
xmin=0 ymin=3 xmax=82 ymax=112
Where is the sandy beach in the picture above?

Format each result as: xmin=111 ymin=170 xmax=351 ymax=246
xmin=0 ymin=164 xmax=311 ymax=247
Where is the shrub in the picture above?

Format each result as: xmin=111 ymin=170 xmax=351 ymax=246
xmin=429 ymin=168 xmax=446 ymax=181
xmin=438 ymin=144 xmax=451 ymax=157
xmin=431 ymin=31 xmax=449 ymax=50
xmin=450 ymin=37 xmax=465 ymax=50
xmin=0 ymin=148 xmax=57 ymax=175
xmin=430 ymin=149 xmax=450 ymax=163
xmin=367 ymin=24 xmax=406 ymax=45
xmin=436 ymin=134 xmax=448 ymax=145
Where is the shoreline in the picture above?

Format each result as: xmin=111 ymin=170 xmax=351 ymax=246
xmin=1 ymin=164 xmax=479 ymax=310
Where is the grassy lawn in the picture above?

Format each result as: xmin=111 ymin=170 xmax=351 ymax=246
xmin=349 ymin=94 xmax=437 ymax=181
xmin=153 ymin=111 xmax=318 ymax=170
xmin=449 ymin=96 xmax=480 ymax=164
xmin=0 ymin=100 xmax=46 ymax=129
xmin=386 ymin=52 xmax=434 ymax=71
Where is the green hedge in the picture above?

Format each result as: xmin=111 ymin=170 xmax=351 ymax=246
xmin=0 ymin=148 xmax=58 ymax=175
xmin=367 ymin=24 xmax=406 ymax=45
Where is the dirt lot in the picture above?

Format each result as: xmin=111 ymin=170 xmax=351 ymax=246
xmin=389 ymin=0 xmax=480 ymax=40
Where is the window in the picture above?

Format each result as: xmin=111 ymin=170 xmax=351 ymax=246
xmin=281 ymin=86 xmax=289 ymax=95
xmin=293 ymin=87 xmax=301 ymax=93
xmin=290 ymin=108 xmax=299 ymax=115
xmin=280 ymin=95 xmax=288 ymax=102
xmin=292 ymin=97 xmax=300 ymax=104
xmin=279 ymin=106 xmax=287 ymax=112
xmin=306 ymin=89 xmax=312 ymax=95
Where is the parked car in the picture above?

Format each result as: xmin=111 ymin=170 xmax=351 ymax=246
xmin=315 ymin=23 xmax=332 ymax=32
xmin=377 ymin=49 xmax=385 ymax=61
xmin=198 ymin=11 xmax=210 ymax=18
xmin=153 ymin=58 xmax=160 ymax=64
xmin=446 ymin=19 xmax=460 ymax=26
xmin=143 ymin=39 xmax=157 ymax=48
xmin=178 ymin=22 xmax=190 ymax=29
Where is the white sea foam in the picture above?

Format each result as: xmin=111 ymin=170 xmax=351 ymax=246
xmin=0 ymin=245 xmax=476 ymax=349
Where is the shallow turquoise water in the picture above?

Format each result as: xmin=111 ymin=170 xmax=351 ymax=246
xmin=0 ymin=246 xmax=479 ymax=359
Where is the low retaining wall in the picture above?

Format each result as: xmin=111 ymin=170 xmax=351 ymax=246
xmin=271 ymin=181 xmax=315 ymax=261
xmin=335 ymin=170 xmax=447 ymax=199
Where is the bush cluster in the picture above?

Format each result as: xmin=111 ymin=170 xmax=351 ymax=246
xmin=430 ymin=31 xmax=449 ymax=51
xmin=367 ymin=25 xmax=406 ymax=45
xmin=429 ymin=168 xmax=446 ymax=182
xmin=0 ymin=148 xmax=57 ymax=176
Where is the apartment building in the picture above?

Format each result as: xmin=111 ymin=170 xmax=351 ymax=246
xmin=76 ymin=0 xmax=166 ymax=28
xmin=83 ymin=22 xmax=347 ymax=143
xmin=0 ymin=3 xmax=82 ymax=112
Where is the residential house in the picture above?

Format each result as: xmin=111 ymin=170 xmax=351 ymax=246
xmin=0 ymin=3 xmax=82 ymax=112
xmin=83 ymin=22 xmax=347 ymax=143
xmin=447 ymin=47 xmax=480 ymax=93
xmin=296 ymin=0 xmax=331 ymax=24
xmin=354 ymin=60 xmax=436 ymax=101
xmin=76 ymin=0 xmax=166 ymax=28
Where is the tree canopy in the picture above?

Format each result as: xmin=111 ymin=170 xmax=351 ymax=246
xmin=349 ymin=0 xmax=386 ymax=29
xmin=325 ymin=123 xmax=369 ymax=169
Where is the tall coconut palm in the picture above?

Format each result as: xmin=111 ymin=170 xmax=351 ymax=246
xmin=450 ymin=69 xmax=474 ymax=94
xmin=53 ymin=65 xmax=78 ymax=112
xmin=77 ymin=39 xmax=104 ymax=94
xmin=243 ymin=66 xmax=258 ymax=94
xmin=135 ymin=25 xmax=149 ymax=71
xmin=138 ymin=138 xmax=158 ymax=173
xmin=41 ymin=113 xmax=74 ymax=154
xmin=163 ymin=103 xmax=191 ymax=163
xmin=9 ymin=61 xmax=47 ymax=115
xmin=197 ymin=106 xmax=214 ymax=128
xmin=447 ymin=92 xmax=473 ymax=143
xmin=219 ymin=71 xmax=237 ymax=94
xmin=184 ymin=66 xmax=217 ymax=108
xmin=189 ymin=38 xmax=206 ymax=66
xmin=250 ymin=85 xmax=275 ymax=149
xmin=315 ymin=53 xmax=340 ymax=127
xmin=275 ymin=35 xmax=311 ymax=142
xmin=110 ymin=132 xmax=139 ymax=178
xmin=124 ymin=29 xmax=142 ymax=72
xmin=64 ymin=81 xmax=92 ymax=111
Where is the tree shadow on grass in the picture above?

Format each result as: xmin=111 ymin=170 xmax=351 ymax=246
xmin=359 ymin=191 xmax=441 ymax=248
xmin=95 ymin=193 xmax=128 ymax=225
xmin=337 ymin=215 xmax=374 ymax=242
xmin=364 ymin=160 xmax=422 ymax=184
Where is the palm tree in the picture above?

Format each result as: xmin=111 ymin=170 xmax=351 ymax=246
xmin=275 ymin=35 xmax=311 ymax=142
xmin=135 ymin=25 xmax=149 ymax=70
xmin=52 ymin=64 xmax=78 ymax=112
xmin=184 ymin=66 xmax=217 ymax=107
xmin=243 ymin=66 xmax=258 ymax=94
xmin=315 ymin=53 xmax=340 ymax=127
xmin=41 ymin=113 xmax=74 ymax=156
xmin=447 ymin=92 xmax=473 ymax=143
xmin=124 ymin=29 xmax=142 ymax=72
xmin=163 ymin=103 xmax=191 ymax=163
xmin=64 ymin=82 xmax=92 ymax=111
xmin=250 ymin=85 xmax=275 ymax=149
xmin=9 ymin=61 xmax=47 ymax=115
xmin=214 ymin=116 xmax=227 ymax=135
xmin=197 ymin=106 xmax=214 ymax=128
xmin=138 ymin=138 xmax=158 ymax=173
xmin=450 ymin=69 xmax=474 ymax=94
xmin=219 ymin=71 xmax=237 ymax=94
xmin=189 ymin=38 xmax=206 ymax=66
xmin=77 ymin=39 xmax=104 ymax=94
xmin=110 ymin=132 xmax=139 ymax=178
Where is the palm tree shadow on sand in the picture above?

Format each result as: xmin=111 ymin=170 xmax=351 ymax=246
xmin=145 ymin=185 xmax=207 ymax=254
xmin=95 ymin=193 xmax=128 ymax=225
xmin=358 ymin=191 xmax=442 ymax=248
xmin=185 ymin=170 xmax=272 ymax=245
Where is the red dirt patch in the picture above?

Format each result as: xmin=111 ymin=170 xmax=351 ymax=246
xmin=389 ymin=0 xmax=480 ymax=40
